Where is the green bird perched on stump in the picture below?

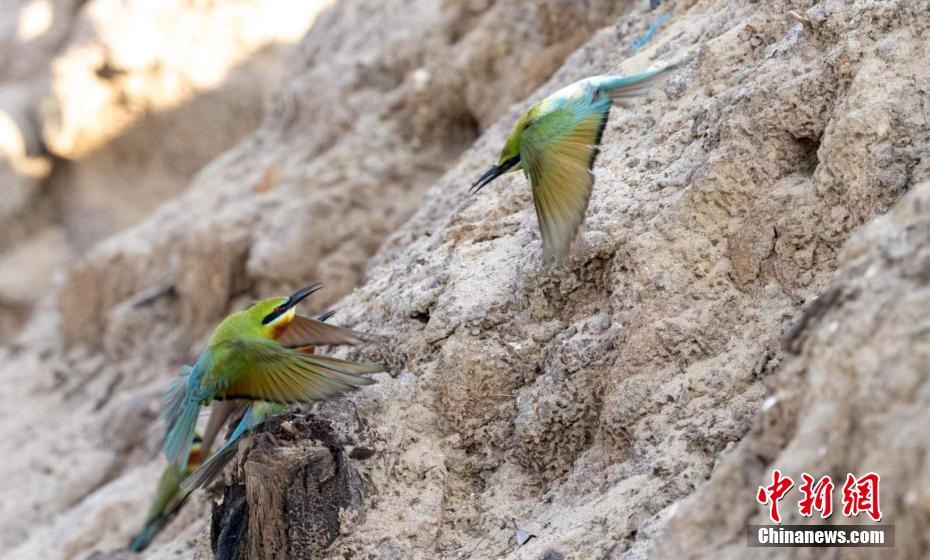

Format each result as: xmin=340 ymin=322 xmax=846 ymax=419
xmin=163 ymin=284 xmax=383 ymax=469
xmin=182 ymin=310 xmax=338 ymax=492
xmin=470 ymin=60 xmax=681 ymax=261
xmin=195 ymin=309 xmax=343 ymax=456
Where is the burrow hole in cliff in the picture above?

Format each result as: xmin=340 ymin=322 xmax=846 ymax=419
xmin=794 ymin=135 xmax=822 ymax=175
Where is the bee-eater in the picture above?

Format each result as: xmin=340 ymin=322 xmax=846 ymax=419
xmin=470 ymin=61 xmax=680 ymax=261
xmin=185 ymin=310 xmax=342 ymax=490
xmin=163 ymin=284 xmax=382 ymax=468
xmin=181 ymin=401 xmax=287 ymax=492
xmin=196 ymin=309 xmax=344 ymax=456
xmin=129 ymin=437 xmax=204 ymax=551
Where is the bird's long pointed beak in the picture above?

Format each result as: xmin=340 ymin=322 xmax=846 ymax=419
xmin=285 ymin=283 xmax=323 ymax=311
xmin=470 ymin=165 xmax=505 ymax=195
xmin=469 ymin=157 xmax=518 ymax=195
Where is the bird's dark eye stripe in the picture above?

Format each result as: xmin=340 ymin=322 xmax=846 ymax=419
xmin=262 ymin=303 xmax=290 ymax=325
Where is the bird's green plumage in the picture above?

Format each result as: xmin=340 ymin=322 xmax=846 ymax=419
xmin=162 ymin=288 xmax=382 ymax=468
xmin=129 ymin=441 xmax=203 ymax=551
xmin=475 ymin=61 xmax=680 ymax=261
xmin=209 ymin=298 xmax=285 ymax=346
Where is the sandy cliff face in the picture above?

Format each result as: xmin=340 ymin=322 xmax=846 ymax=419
xmin=0 ymin=0 xmax=927 ymax=559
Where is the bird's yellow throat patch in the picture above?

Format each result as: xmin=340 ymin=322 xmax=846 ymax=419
xmin=265 ymin=307 xmax=296 ymax=339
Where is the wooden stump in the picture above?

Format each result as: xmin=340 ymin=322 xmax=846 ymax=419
xmin=211 ymin=415 xmax=364 ymax=559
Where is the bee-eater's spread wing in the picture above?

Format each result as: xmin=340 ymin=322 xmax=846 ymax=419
xmin=277 ymin=314 xmax=369 ymax=348
xmin=521 ymin=104 xmax=610 ymax=260
xmin=216 ymin=339 xmax=380 ymax=403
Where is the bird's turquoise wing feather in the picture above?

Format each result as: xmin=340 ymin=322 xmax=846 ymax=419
xmin=520 ymin=98 xmax=610 ymax=260
xmin=180 ymin=430 xmax=241 ymax=493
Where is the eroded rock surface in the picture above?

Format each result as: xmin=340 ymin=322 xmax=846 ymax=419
xmin=658 ymin=181 xmax=930 ymax=560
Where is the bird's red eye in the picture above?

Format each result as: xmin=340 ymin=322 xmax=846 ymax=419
xmin=262 ymin=303 xmax=290 ymax=325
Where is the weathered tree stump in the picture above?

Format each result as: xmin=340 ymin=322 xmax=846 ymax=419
xmin=211 ymin=414 xmax=364 ymax=559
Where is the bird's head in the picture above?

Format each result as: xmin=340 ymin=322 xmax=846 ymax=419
xmin=470 ymin=116 xmax=528 ymax=195
xmin=249 ymin=283 xmax=322 ymax=339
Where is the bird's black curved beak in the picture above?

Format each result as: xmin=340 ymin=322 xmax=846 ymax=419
xmin=469 ymin=157 xmax=519 ymax=195
xmin=263 ymin=283 xmax=323 ymax=325
xmin=285 ymin=283 xmax=323 ymax=311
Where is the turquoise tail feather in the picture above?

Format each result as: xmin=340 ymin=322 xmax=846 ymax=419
xmin=129 ymin=520 xmax=160 ymax=552
xmin=163 ymin=364 xmax=199 ymax=469
xmin=596 ymin=65 xmax=673 ymax=94
xmin=162 ymin=365 xmax=191 ymax=428
xmin=591 ymin=61 xmax=680 ymax=107
xmin=163 ymin=400 xmax=198 ymax=470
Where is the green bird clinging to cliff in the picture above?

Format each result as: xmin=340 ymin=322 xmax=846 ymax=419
xmin=470 ymin=61 xmax=680 ymax=261
xmin=129 ymin=437 xmax=204 ymax=551
xmin=163 ymin=283 xmax=382 ymax=468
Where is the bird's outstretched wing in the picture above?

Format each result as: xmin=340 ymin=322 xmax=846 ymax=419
xmin=277 ymin=314 xmax=369 ymax=348
xmin=215 ymin=339 xmax=380 ymax=403
xmin=521 ymin=103 xmax=610 ymax=261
